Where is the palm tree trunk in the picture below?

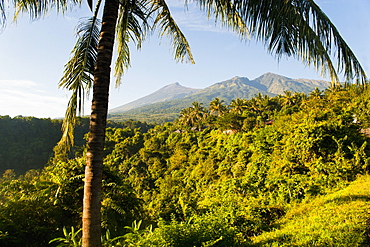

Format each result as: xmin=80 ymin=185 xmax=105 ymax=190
xmin=82 ymin=0 xmax=119 ymax=246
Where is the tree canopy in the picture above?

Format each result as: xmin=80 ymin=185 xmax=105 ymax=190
xmin=1 ymin=0 xmax=368 ymax=246
xmin=1 ymin=85 xmax=370 ymax=246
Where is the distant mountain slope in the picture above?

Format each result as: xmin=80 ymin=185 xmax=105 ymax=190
xmin=110 ymin=82 xmax=200 ymax=113
xmin=109 ymin=73 xmax=330 ymax=116
xmin=255 ymin=72 xmax=329 ymax=95
xmin=190 ymin=76 xmax=274 ymax=99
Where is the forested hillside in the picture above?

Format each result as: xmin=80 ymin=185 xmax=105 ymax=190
xmin=0 ymin=117 xmax=154 ymax=175
xmin=1 ymin=85 xmax=370 ymax=246
xmin=0 ymin=116 xmax=62 ymax=174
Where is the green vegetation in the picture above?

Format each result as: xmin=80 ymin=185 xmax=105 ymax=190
xmin=109 ymin=112 xmax=180 ymax=125
xmin=252 ymin=175 xmax=370 ymax=246
xmin=0 ymin=117 xmax=154 ymax=175
xmin=0 ymin=116 xmax=63 ymax=174
xmin=1 ymin=84 xmax=370 ymax=246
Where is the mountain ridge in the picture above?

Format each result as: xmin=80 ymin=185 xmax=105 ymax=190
xmin=110 ymin=82 xmax=200 ymax=113
xmin=108 ymin=73 xmax=330 ymax=120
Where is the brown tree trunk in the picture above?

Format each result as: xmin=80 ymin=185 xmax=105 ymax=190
xmin=82 ymin=0 xmax=119 ymax=246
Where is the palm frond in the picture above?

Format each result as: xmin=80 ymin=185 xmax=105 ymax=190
xmin=227 ymin=0 xmax=366 ymax=85
xmin=197 ymin=0 xmax=250 ymax=40
xmin=87 ymin=0 xmax=93 ymax=10
xmin=150 ymin=0 xmax=194 ymax=64
xmin=114 ymin=0 xmax=150 ymax=86
xmin=55 ymin=14 xmax=101 ymax=155
xmin=0 ymin=1 xmax=6 ymax=29
xmin=303 ymin=0 xmax=366 ymax=83
xmin=262 ymin=1 xmax=340 ymax=84
xmin=12 ymin=0 xmax=81 ymax=21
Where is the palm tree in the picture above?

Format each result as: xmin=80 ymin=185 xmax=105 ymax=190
xmin=293 ymin=92 xmax=308 ymax=107
xmin=309 ymin=87 xmax=323 ymax=100
xmin=229 ymin=98 xmax=247 ymax=114
xmin=209 ymin=97 xmax=227 ymax=116
xmin=3 ymin=0 xmax=368 ymax=246
xmin=179 ymin=101 xmax=207 ymax=129
xmin=248 ymin=93 xmax=271 ymax=114
xmin=57 ymin=1 xmax=197 ymax=245
xmin=281 ymin=90 xmax=295 ymax=107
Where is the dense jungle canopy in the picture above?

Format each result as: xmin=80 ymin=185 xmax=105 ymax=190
xmin=1 ymin=84 xmax=370 ymax=246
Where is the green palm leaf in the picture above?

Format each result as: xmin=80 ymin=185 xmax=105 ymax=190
xmin=55 ymin=13 xmax=101 ymax=155
xmin=151 ymin=0 xmax=194 ymax=64
xmin=303 ymin=0 xmax=366 ymax=83
xmin=115 ymin=0 xmax=150 ymax=86
xmin=225 ymin=0 xmax=367 ymax=85
xmin=197 ymin=0 xmax=250 ymax=39
xmin=0 ymin=1 xmax=5 ymax=29
xmin=12 ymin=0 xmax=81 ymax=21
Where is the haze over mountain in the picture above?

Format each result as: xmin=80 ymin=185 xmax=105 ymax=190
xmin=110 ymin=73 xmax=330 ymax=116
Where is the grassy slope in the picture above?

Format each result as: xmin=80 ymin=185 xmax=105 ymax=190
xmin=251 ymin=175 xmax=370 ymax=246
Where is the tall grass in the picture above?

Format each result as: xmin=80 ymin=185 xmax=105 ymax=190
xmin=251 ymin=175 xmax=370 ymax=246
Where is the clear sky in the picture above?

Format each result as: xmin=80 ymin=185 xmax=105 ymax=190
xmin=0 ymin=0 xmax=369 ymax=118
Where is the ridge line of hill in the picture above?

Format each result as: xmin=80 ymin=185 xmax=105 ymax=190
xmin=109 ymin=72 xmax=329 ymax=117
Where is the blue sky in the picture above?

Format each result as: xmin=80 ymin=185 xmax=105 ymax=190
xmin=0 ymin=0 xmax=369 ymax=118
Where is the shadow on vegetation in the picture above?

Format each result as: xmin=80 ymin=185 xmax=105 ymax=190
xmin=324 ymin=194 xmax=370 ymax=204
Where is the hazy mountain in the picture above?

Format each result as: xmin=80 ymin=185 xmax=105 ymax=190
xmin=110 ymin=82 xmax=200 ymax=113
xmin=254 ymin=72 xmax=329 ymax=95
xmin=173 ymin=76 xmax=275 ymax=106
xmin=108 ymin=73 xmax=330 ymax=122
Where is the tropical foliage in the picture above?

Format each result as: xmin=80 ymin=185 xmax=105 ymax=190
xmin=1 ymin=0 xmax=368 ymax=245
xmin=1 ymin=85 xmax=370 ymax=246
xmin=0 ymin=117 xmax=154 ymax=175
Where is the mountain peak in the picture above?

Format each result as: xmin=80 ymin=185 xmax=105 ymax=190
xmin=257 ymin=72 xmax=290 ymax=80
xmin=254 ymin=72 xmax=329 ymax=95
xmin=161 ymin=82 xmax=182 ymax=89
xmin=110 ymin=72 xmax=330 ymax=115
xmin=231 ymin=76 xmax=241 ymax=80
xmin=110 ymin=82 xmax=199 ymax=113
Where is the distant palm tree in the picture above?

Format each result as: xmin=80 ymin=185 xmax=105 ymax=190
xmin=249 ymin=93 xmax=274 ymax=114
xmin=3 ymin=0 xmax=368 ymax=246
xmin=293 ymin=92 xmax=308 ymax=106
xmin=309 ymin=87 xmax=323 ymax=100
xmin=230 ymin=98 xmax=247 ymax=115
xmin=209 ymin=97 xmax=227 ymax=116
xmin=282 ymin=90 xmax=295 ymax=107
xmin=179 ymin=101 xmax=207 ymax=129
